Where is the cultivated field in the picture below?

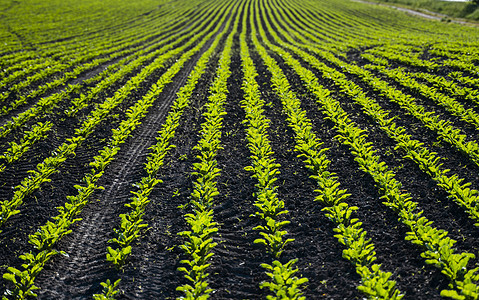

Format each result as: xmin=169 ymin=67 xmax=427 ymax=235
xmin=1 ymin=0 xmax=479 ymax=299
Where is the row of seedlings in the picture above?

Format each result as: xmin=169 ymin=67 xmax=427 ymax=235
xmin=0 ymin=122 xmax=52 ymax=173
xmin=94 ymin=3 xmax=240 ymax=299
xmin=409 ymin=71 xmax=479 ymax=106
xmin=0 ymin=2 xmax=188 ymax=103
xmin=365 ymin=64 xmax=479 ymax=130
xmin=364 ymin=47 xmax=439 ymax=72
xmin=251 ymin=2 xmax=402 ymax=298
xmin=175 ymin=7 xmax=240 ymax=298
xmin=1 ymin=3 xmax=236 ymax=297
xmin=361 ymin=50 xmax=479 ymax=107
xmin=428 ymin=43 xmax=479 ymax=66
xmin=449 ymin=72 xmax=479 ymax=89
xmin=0 ymin=0 xmax=211 ymax=116
xmin=263 ymin=7 xmax=479 ymax=227
xmin=0 ymin=0 xmax=227 ymax=175
xmin=258 ymin=7 xmax=479 ymax=298
xmin=263 ymin=3 xmax=479 ymax=226
xmin=239 ymin=7 xmax=308 ymax=299
xmin=365 ymin=44 xmax=479 ymax=78
xmin=0 ymin=0 xmax=233 ymax=234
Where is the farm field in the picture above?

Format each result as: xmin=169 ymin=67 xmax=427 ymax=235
xmin=1 ymin=0 xmax=479 ymax=298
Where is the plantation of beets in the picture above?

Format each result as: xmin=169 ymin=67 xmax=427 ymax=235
xmin=1 ymin=0 xmax=479 ymax=299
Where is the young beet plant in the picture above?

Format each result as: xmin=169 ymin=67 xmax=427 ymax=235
xmin=239 ymin=11 xmax=308 ymax=299
xmin=176 ymin=6 xmax=238 ymax=299
xmin=3 ymin=250 xmax=68 ymax=299
xmin=177 ymin=211 xmax=218 ymax=299
xmin=93 ymin=279 xmax=121 ymax=300
xmin=260 ymin=260 xmax=309 ymax=300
